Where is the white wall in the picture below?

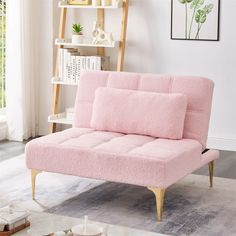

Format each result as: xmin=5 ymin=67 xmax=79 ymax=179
xmin=38 ymin=0 xmax=236 ymax=151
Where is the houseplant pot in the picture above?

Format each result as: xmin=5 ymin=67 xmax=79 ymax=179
xmin=72 ymin=23 xmax=84 ymax=44
xmin=72 ymin=34 xmax=84 ymax=44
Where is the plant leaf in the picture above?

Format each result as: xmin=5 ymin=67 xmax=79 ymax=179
xmin=203 ymin=4 xmax=214 ymax=14
xmin=195 ymin=9 xmax=206 ymax=23
xmin=190 ymin=0 xmax=204 ymax=9
xmin=178 ymin=0 xmax=193 ymax=4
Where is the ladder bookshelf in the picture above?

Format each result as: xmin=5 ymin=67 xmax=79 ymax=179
xmin=49 ymin=0 xmax=129 ymax=133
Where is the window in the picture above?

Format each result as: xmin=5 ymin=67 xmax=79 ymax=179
xmin=0 ymin=0 xmax=6 ymax=111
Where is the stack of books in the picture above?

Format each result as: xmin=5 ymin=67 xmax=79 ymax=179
xmin=0 ymin=205 xmax=30 ymax=235
xmin=58 ymin=49 xmax=110 ymax=83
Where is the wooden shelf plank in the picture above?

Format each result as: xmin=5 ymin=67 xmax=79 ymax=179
xmin=59 ymin=1 xmax=122 ymax=9
xmin=55 ymin=38 xmax=117 ymax=48
xmin=51 ymin=77 xmax=78 ymax=86
xmin=48 ymin=113 xmax=73 ymax=125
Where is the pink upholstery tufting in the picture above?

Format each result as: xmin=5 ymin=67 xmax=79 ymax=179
xmin=25 ymin=71 xmax=219 ymax=189
xmin=74 ymin=71 xmax=214 ymax=147
xmin=91 ymin=88 xmax=188 ymax=140
xmin=25 ymin=128 xmax=218 ymax=188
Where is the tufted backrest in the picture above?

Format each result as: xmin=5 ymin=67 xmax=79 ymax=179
xmin=74 ymin=71 xmax=214 ymax=148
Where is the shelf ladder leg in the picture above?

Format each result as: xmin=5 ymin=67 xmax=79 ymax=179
xmin=97 ymin=9 xmax=105 ymax=57
xmin=117 ymin=0 xmax=129 ymax=71
xmin=50 ymin=8 xmax=67 ymax=133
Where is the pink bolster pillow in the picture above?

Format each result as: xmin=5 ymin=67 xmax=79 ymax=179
xmin=90 ymin=88 xmax=187 ymax=139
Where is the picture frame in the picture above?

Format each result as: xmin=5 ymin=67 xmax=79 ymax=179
xmin=171 ymin=0 xmax=220 ymax=41
xmin=68 ymin=0 xmax=91 ymax=5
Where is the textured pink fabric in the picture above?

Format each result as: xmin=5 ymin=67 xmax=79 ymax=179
xmin=91 ymin=87 xmax=187 ymax=140
xmin=25 ymin=128 xmax=219 ymax=188
xmin=74 ymin=71 xmax=214 ymax=148
xmin=25 ymin=71 xmax=218 ymax=190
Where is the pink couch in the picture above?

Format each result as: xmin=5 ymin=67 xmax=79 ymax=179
xmin=25 ymin=71 xmax=219 ymax=221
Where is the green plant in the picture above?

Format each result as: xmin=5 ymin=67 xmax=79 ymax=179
xmin=178 ymin=0 xmax=214 ymax=40
xmin=0 ymin=0 xmax=6 ymax=14
xmin=178 ymin=0 xmax=193 ymax=39
xmin=195 ymin=4 xmax=213 ymax=39
xmin=188 ymin=0 xmax=204 ymax=38
xmin=72 ymin=23 xmax=83 ymax=35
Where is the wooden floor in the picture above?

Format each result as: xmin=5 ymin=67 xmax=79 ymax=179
xmin=0 ymin=140 xmax=236 ymax=179
xmin=0 ymin=140 xmax=26 ymax=162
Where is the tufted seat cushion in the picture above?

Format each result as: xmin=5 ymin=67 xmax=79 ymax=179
xmin=25 ymin=128 xmax=218 ymax=188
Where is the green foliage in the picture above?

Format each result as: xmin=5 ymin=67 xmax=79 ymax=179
xmin=72 ymin=23 xmax=83 ymax=34
xmin=190 ymin=0 xmax=204 ymax=10
xmin=195 ymin=9 xmax=207 ymax=24
xmin=203 ymin=4 xmax=214 ymax=14
xmin=195 ymin=4 xmax=213 ymax=23
xmin=178 ymin=0 xmax=214 ymax=39
xmin=0 ymin=0 xmax=6 ymax=14
xmin=178 ymin=0 xmax=192 ymax=3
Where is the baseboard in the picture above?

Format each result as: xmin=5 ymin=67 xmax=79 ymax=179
xmin=207 ymin=137 xmax=236 ymax=152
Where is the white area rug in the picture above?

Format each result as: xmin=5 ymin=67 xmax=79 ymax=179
xmin=1 ymin=155 xmax=236 ymax=236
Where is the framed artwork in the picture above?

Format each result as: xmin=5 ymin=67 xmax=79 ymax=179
xmin=171 ymin=0 xmax=220 ymax=41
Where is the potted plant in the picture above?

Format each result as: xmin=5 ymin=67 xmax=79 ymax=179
xmin=72 ymin=23 xmax=84 ymax=44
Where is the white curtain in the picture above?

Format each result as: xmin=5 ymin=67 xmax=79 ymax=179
xmin=6 ymin=0 xmax=39 ymax=141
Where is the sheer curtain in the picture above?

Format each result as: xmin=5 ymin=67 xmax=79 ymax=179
xmin=6 ymin=0 xmax=39 ymax=141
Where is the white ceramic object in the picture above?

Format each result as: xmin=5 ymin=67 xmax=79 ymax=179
xmin=54 ymin=231 xmax=67 ymax=236
xmin=72 ymin=34 xmax=84 ymax=44
xmin=101 ymin=0 xmax=110 ymax=6
xmin=92 ymin=21 xmax=114 ymax=45
xmin=92 ymin=0 xmax=101 ymax=6
xmin=112 ymin=0 xmax=119 ymax=7
xmin=71 ymin=224 xmax=106 ymax=236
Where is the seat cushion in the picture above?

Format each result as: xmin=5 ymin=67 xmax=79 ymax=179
xmin=25 ymin=128 xmax=217 ymax=188
xmin=91 ymin=87 xmax=187 ymax=140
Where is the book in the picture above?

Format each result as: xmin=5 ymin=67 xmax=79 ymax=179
xmin=58 ymin=48 xmax=64 ymax=80
xmin=58 ymin=52 xmax=106 ymax=83
xmin=101 ymin=56 xmax=110 ymax=71
xmin=96 ymin=56 xmax=102 ymax=70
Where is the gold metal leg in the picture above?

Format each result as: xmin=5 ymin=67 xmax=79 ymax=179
xmin=208 ymin=161 xmax=214 ymax=188
xmin=31 ymin=169 xmax=42 ymax=200
xmin=148 ymin=187 xmax=166 ymax=221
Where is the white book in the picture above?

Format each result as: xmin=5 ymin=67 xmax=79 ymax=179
xmin=91 ymin=56 xmax=97 ymax=70
xmin=63 ymin=49 xmax=68 ymax=82
xmin=85 ymin=57 xmax=89 ymax=70
xmin=80 ymin=56 xmax=86 ymax=73
xmin=76 ymin=56 xmax=81 ymax=82
xmin=101 ymin=56 xmax=110 ymax=71
xmin=64 ymin=49 xmax=79 ymax=82
xmin=59 ymin=49 xmax=63 ymax=80
xmin=66 ymin=64 xmax=71 ymax=82
xmin=67 ymin=52 xmax=73 ymax=82
xmin=71 ymin=55 xmax=77 ymax=82
xmin=96 ymin=56 xmax=101 ymax=70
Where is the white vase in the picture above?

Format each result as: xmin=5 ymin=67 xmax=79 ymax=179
xmin=92 ymin=0 xmax=101 ymax=6
xmin=101 ymin=0 xmax=110 ymax=6
xmin=72 ymin=34 xmax=84 ymax=44
xmin=112 ymin=0 xmax=118 ymax=7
